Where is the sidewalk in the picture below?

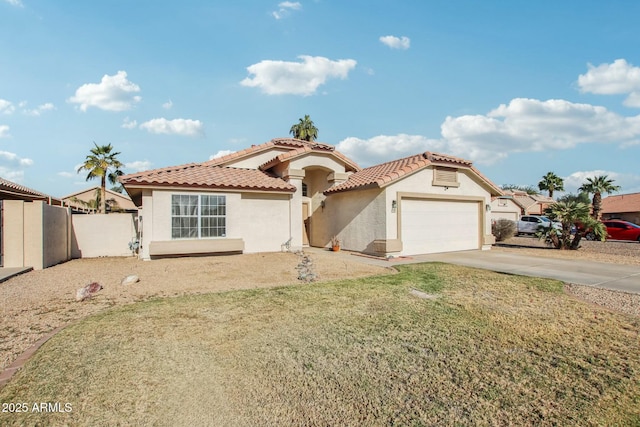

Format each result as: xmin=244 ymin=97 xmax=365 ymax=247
xmin=307 ymin=248 xmax=640 ymax=294
xmin=0 ymin=266 xmax=33 ymax=283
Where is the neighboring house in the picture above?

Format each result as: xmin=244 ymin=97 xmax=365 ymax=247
xmin=490 ymin=196 xmax=522 ymax=222
xmin=0 ymin=177 xmax=69 ymax=269
xmin=62 ymin=187 xmax=137 ymax=213
xmin=0 ymin=177 xmax=62 ymax=205
xmin=502 ymin=190 xmax=555 ymax=215
xmin=120 ymin=138 xmax=503 ymax=260
xmin=601 ymin=192 xmax=640 ymax=225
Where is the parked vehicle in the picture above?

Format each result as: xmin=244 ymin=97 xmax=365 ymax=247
xmin=517 ymin=215 xmax=562 ymax=235
xmin=602 ymin=220 xmax=640 ymax=242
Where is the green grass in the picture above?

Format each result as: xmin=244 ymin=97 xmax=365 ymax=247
xmin=1 ymin=263 xmax=639 ymax=426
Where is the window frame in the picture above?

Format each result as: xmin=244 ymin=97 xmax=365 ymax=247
xmin=171 ymin=194 xmax=227 ymax=239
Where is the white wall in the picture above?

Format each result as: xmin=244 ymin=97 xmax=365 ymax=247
xmin=71 ymin=213 xmax=138 ymax=258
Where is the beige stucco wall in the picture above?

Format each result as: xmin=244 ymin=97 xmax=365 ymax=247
xmin=71 ymin=213 xmax=138 ymax=258
xmin=3 ymin=200 xmax=71 ymax=270
xmin=141 ymin=189 xmax=291 ymax=259
xmin=490 ymin=198 xmax=521 ymax=222
xmin=324 ymin=187 xmax=386 ymax=253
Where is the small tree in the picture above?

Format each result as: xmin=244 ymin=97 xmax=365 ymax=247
xmin=289 ymin=115 xmax=318 ymax=142
xmin=77 ymin=143 xmax=124 ymax=214
xmin=538 ymin=172 xmax=564 ymax=198
xmin=579 ymin=175 xmax=621 ymax=219
xmin=538 ymin=201 xmax=606 ymax=250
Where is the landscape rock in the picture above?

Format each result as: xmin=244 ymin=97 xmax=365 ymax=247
xmin=296 ymin=251 xmax=317 ymax=283
xmin=75 ymin=282 xmax=103 ymax=302
xmin=121 ymin=275 xmax=140 ymax=286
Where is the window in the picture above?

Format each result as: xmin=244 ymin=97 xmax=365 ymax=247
xmin=302 ymin=182 xmax=308 ymax=197
xmin=171 ymin=194 xmax=226 ymax=239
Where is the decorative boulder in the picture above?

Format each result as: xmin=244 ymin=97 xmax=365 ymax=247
xmin=76 ymin=282 xmax=103 ymax=302
xmin=121 ymin=275 xmax=140 ymax=286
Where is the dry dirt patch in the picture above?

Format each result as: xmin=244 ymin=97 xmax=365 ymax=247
xmin=0 ymin=251 xmax=391 ymax=370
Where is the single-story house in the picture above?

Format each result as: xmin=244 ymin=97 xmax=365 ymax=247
xmin=501 ymin=190 xmax=555 ymax=215
xmin=602 ymin=192 xmax=640 ymax=225
xmin=0 ymin=177 xmax=62 ymax=205
xmin=120 ymin=138 xmax=503 ymax=260
xmin=62 ymin=187 xmax=137 ymax=213
xmin=490 ymin=196 xmax=522 ymax=222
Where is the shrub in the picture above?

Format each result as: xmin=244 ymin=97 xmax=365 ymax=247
xmin=492 ymin=219 xmax=516 ymax=242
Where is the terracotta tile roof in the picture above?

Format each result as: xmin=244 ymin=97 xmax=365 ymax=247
xmin=119 ymin=164 xmax=296 ymax=193
xmin=325 ymin=151 xmax=499 ymax=194
xmin=259 ymin=143 xmax=360 ymax=172
xmin=0 ymin=177 xmax=61 ymax=203
xmin=602 ymin=192 xmax=640 ymax=214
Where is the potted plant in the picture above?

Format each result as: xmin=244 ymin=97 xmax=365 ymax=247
xmin=330 ymin=236 xmax=341 ymax=252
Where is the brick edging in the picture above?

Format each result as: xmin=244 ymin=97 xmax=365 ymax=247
xmin=0 ymin=325 xmax=67 ymax=388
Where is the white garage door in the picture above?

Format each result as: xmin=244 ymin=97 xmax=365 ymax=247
xmin=401 ymin=199 xmax=480 ymax=255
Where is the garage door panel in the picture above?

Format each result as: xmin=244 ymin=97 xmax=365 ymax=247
xmin=401 ymin=199 xmax=479 ymax=255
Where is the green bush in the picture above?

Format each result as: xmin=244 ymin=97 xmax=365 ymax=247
xmin=492 ymin=219 xmax=516 ymax=242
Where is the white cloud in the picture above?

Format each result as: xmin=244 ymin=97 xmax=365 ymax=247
xmin=125 ymin=160 xmax=152 ymax=172
xmin=0 ymin=99 xmax=15 ymax=115
xmin=0 ymin=125 xmax=9 ymax=138
xmin=563 ymin=170 xmax=640 ymax=194
xmin=22 ymin=102 xmax=55 ymax=116
xmin=209 ymin=150 xmax=235 ymax=160
xmin=339 ymin=97 xmax=640 ymax=167
xmin=4 ymin=0 xmax=23 ymax=7
xmin=139 ymin=118 xmax=204 ymax=136
xmin=241 ymin=55 xmax=357 ymax=96
xmin=337 ymin=134 xmax=445 ymax=167
xmin=0 ymin=150 xmax=33 ymax=166
xmin=68 ymin=71 xmax=142 ymax=112
xmin=0 ymin=167 xmax=24 ymax=182
xmin=577 ymin=59 xmax=640 ymax=107
xmin=272 ymin=1 xmax=301 ymax=19
xmin=440 ymin=98 xmax=640 ymax=164
xmin=379 ymin=35 xmax=411 ymax=50
xmin=162 ymin=100 xmax=173 ymax=109
xmin=57 ymin=171 xmax=75 ymax=178
xmin=122 ymin=117 xmax=138 ymax=129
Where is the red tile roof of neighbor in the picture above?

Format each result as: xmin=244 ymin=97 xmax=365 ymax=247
xmin=119 ymin=164 xmax=296 ymax=193
xmin=602 ymin=192 xmax=640 ymax=213
xmin=0 ymin=177 xmax=61 ymax=203
xmin=325 ymin=151 xmax=501 ymax=194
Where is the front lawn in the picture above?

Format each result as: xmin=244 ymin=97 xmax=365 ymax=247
xmin=1 ymin=263 xmax=638 ymax=426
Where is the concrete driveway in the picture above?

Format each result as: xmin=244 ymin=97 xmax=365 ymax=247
xmin=320 ymin=248 xmax=640 ymax=295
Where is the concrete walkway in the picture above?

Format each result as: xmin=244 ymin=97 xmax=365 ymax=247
xmin=0 ymin=266 xmax=33 ymax=283
xmin=307 ymin=248 xmax=640 ymax=294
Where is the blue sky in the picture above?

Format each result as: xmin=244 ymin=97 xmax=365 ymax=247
xmin=2 ymin=0 xmax=640 ymax=198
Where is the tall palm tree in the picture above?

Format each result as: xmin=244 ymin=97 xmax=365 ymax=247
xmin=289 ymin=115 xmax=318 ymax=142
xmin=77 ymin=143 xmax=124 ymax=214
xmin=578 ymin=175 xmax=621 ymax=220
xmin=538 ymin=172 xmax=564 ymax=198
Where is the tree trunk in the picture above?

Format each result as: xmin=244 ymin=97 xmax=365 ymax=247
xmin=592 ymin=192 xmax=602 ymax=219
xmin=100 ymin=175 xmax=106 ymax=214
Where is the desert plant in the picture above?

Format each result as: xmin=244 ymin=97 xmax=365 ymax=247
xmin=491 ymin=219 xmax=516 ymax=242
xmin=579 ymin=175 xmax=621 ymax=220
xmin=537 ymin=201 xmax=607 ymax=249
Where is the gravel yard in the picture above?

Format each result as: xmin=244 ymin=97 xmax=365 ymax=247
xmin=1 ymin=239 xmax=639 ymax=374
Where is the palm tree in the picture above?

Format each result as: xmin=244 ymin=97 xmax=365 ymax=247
xmin=578 ymin=175 xmax=621 ymax=220
xmin=540 ymin=201 xmax=606 ymax=249
xmin=77 ymin=143 xmax=124 ymax=214
xmin=289 ymin=115 xmax=318 ymax=142
xmin=538 ymin=172 xmax=564 ymax=198
xmin=500 ymin=184 xmax=540 ymax=195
